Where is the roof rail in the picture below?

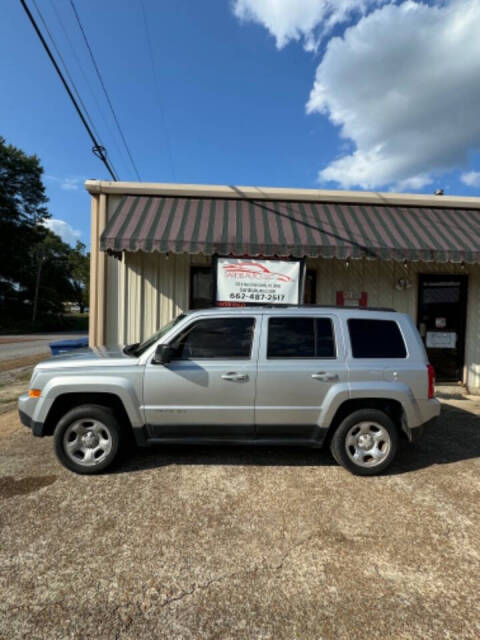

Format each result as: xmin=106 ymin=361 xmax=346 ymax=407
xmin=214 ymin=304 xmax=397 ymax=312
xmin=280 ymin=305 xmax=395 ymax=311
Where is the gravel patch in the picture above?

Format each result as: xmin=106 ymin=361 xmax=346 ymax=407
xmin=1 ymin=399 xmax=480 ymax=639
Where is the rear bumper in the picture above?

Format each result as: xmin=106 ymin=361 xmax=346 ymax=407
xmin=406 ymin=415 xmax=438 ymax=443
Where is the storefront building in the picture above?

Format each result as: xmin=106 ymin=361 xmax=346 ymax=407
xmin=86 ymin=180 xmax=480 ymax=391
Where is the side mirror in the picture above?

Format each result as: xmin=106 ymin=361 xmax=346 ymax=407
xmin=152 ymin=344 xmax=174 ymax=365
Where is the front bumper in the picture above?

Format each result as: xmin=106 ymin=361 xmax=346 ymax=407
xmin=19 ymin=409 xmax=32 ymax=429
xmin=18 ymin=394 xmax=44 ymax=436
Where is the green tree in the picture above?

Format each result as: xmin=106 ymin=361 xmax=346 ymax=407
xmin=0 ymin=137 xmax=86 ymax=328
xmin=69 ymin=241 xmax=90 ymax=314
xmin=29 ymin=229 xmax=80 ymax=321
xmin=0 ymin=136 xmax=49 ymax=285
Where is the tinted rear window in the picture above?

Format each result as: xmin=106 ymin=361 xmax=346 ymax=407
xmin=348 ymin=319 xmax=407 ymax=358
xmin=267 ymin=317 xmax=335 ymax=358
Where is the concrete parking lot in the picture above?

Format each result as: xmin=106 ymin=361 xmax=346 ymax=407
xmin=1 ymin=395 xmax=480 ymax=639
xmin=0 ymin=332 xmax=87 ymax=361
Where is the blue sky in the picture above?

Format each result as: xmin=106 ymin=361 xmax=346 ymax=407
xmin=2 ymin=0 xmax=480 ymax=247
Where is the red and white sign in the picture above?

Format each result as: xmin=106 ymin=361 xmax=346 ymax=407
xmin=216 ymin=258 xmax=301 ymax=305
xmin=336 ymin=291 xmax=368 ymax=307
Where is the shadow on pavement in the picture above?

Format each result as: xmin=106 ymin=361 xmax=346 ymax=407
xmin=389 ymin=401 xmax=480 ymax=475
xmin=113 ymin=402 xmax=480 ymax=476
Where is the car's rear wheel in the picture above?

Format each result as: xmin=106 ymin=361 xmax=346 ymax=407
xmin=330 ymin=409 xmax=398 ymax=476
xmin=54 ymin=404 xmax=121 ymax=474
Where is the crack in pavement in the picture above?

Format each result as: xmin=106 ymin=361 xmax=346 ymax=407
xmin=1 ymin=528 xmax=368 ymax=638
xmin=111 ymin=530 xmax=321 ymax=635
xmin=160 ymin=531 xmax=320 ymax=608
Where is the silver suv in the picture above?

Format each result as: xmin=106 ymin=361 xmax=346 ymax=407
xmin=18 ymin=306 xmax=440 ymax=476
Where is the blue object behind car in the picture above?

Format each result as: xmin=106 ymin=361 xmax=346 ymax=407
xmin=49 ymin=337 xmax=89 ymax=356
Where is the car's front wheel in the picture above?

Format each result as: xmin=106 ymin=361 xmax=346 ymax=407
xmin=330 ymin=409 xmax=398 ymax=476
xmin=54 ymin=404 xmax=121 ymax=474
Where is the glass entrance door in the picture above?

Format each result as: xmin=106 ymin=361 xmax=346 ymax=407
xmin=417 ymin=275 xmax=467 ymax=382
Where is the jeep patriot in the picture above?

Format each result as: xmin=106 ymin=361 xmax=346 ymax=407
xmin=18 ymin=306 xmax=440 ymax=476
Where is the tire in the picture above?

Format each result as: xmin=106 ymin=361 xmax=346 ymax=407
xmin=330 ymin=409 xmax=399 ymax=476
xmin=54 ymin=404 xmax=122 ymax=474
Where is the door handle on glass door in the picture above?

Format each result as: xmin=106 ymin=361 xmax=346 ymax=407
xmin=221 ymin=372 xmax=249 ymax=382
xmin=312 ymin=372 xmax=338 ymax=381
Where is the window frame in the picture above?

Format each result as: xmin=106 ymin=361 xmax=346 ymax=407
xmin=347 ymin=318 xmax=408 ymax=359
xmin=266 ymin=315 xmax=337 ymax=360
xmin=304 ymin=269 xmax=317 ymax=304
xmin=189 ymin=266 xmax=214 ymax=310
xmin=168 ymin=316 xmax=257 ymax=361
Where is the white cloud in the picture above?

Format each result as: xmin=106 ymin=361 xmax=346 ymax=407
xmin=45 ymin=175 xmax=84 ymax=191
xmin=60 ymin=177 xmax=81 ymax=191
xmin=306 ymin=0 xmax=480 ymax=189
xmin=461 ymin=171 xmax=480 ymax=188
xmin=234 ymin=0 xmax=480 ymax=191
xmin=232 ymin=0 xmax=386 ymax=50
xmin=43 ymin=218 xmax=82 ymax=246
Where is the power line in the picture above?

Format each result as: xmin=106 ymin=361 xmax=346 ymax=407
xmin=140 ymin=0 xmax=176 ymax=182
xmin=31 ymin=0 xmax=104 ymax=149
xmin=70 ymin=0 xmax=142 ymax=181
xmin=48 ymin=0 xmax=128 ymax=177
xmin=19 ymin=0 xmax=118 ymax=181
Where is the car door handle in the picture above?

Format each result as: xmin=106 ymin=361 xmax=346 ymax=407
xmin=221 ymin=372 xmax=249 ymax=382
xmin=312 ymin=372 xmax=338 ymax=381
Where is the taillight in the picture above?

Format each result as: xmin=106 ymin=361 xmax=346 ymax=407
xmin=427 ymin=364 xmax=435 ymax=399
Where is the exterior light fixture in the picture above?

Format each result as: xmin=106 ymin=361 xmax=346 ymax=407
xmin=395 ymin=278 xmax=413 ymax=291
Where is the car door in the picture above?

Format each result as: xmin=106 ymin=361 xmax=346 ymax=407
xmin=143 ymin=314 xmax=259 ymax=438
xmin=255 ymin=314 xmax=346 ymax=439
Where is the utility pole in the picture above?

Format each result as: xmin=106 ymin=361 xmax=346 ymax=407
xmin=32 ymin=245 xmax=45 ymax=323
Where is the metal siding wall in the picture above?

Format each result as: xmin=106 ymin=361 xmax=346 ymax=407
xmin=302 ymin=259 xmax=480 ymax=390
xmin=105 ymin=253 xmax=191 ymax=344
xmin=142 ymin=252 xmax=156 ymax=339
xmin=105 ymin=255 xmax=119 ymax=344
xmin=191 ymin=254 xmax=212 ymax=266
xmin=159 ymin=255 xmax=174 ymax=327
xmin=104 ymin=253 xmax=480 ymax=390
xmin=126 ymin=252 xmax=140 ymax=344
xmin=465 ymin=268 xmax=480 ymax=389
xmin=103 ymin=195 xmax=124 ymax=346
xmin=118 ymin=253 xmax=127 ymax=344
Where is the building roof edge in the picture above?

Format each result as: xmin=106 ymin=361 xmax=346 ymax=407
xmin=84 ymin=180 xmax=480 ymax=209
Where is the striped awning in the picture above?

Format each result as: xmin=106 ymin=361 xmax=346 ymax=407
xmin=100 ymin=195 xmax=480 ymax=263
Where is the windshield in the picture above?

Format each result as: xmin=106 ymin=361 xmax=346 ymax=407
xmin=129 ymin=314 xmax=186 ymax=357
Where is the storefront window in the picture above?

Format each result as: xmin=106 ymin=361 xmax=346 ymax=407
xmin=189 ymin=265 xmax=317 ymax=308
xmin=304 ymin=269 xmax=317 ymax=304
xmin=190 ymin=266 xmax=213 ymax=309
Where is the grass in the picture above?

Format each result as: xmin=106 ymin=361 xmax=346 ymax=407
xmin=0 ymin=313 xmax=89 ymax=334
xmin=0 ymin=370 xmax=32 ymax=389
xmin=0 ymin=354 xmax=50 ymax=373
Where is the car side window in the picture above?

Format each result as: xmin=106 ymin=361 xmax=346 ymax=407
xmin=170 ymin=317 xmax=255 ymax=359
xmin=348 ymin=319 xmax=407 ymax=358
xmin=267 ymin=317 xmax=336 ymax=358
